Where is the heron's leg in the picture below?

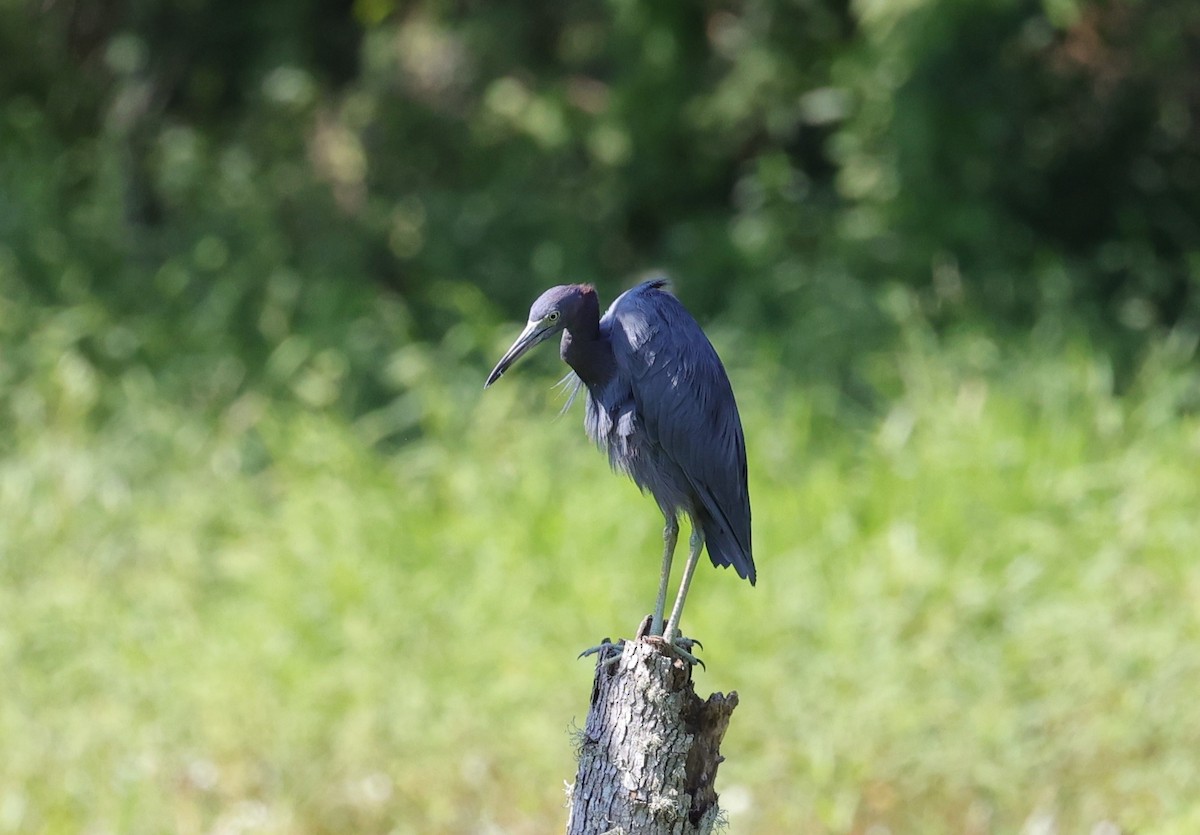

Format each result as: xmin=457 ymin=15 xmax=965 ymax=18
xmin=663 ymin=526 xmax=704 ymax=644
xmin=650 ymin=515 xmax=680 ymax=637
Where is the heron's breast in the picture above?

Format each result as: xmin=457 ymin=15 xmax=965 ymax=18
xmin=584 ymin=390 xmax=641 ymax=459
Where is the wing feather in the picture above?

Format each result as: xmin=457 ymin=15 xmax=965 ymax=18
xmin=605 ymin=280 xmax=754 ymax=582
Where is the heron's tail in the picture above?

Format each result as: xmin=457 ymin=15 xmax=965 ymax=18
xmin=700 ymin=511 xmax=755 ymax=586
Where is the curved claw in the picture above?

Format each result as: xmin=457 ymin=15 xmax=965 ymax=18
xmin=672 ymin=642 xmax=706 ymax=670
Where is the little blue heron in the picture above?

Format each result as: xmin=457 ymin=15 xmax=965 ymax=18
xmin=484 ymin=277 xmax=754 ymax=660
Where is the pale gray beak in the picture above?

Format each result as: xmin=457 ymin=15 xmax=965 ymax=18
xmin=484 ymin=320 xmax=554 ymax=388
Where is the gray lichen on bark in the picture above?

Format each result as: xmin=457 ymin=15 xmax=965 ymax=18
xmin=566 ymin=639 xmax=739 ymax=835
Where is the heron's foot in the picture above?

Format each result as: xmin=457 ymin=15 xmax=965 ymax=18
xmin=578 ymin=637 xmax=625 ymax=669
xmin=580 ymin=626 xmax=704 ymax=669
xmin=643 ymin=634 xmax=706 ymax=669
xmin=578 ymin=615 xmax=657 ymax=669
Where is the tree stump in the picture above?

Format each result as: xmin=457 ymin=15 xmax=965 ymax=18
xmin=566 ymin=638 xmax=739 ymax=835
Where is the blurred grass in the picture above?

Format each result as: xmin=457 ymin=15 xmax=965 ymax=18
xmin=2 ymin=294 xmax=1200 ymax=834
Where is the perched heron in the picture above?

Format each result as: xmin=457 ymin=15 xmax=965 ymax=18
xmin=484 ymin=277 xmax=753 ymax=659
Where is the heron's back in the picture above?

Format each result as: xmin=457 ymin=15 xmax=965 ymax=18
xmin=582 ymin=280 xmax=754 ymax=584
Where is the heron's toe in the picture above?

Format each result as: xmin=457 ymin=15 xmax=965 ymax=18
xmin=578 ymin=637 xmax=624 ymax=669
xmin=643 ymin=634 xmax=706 ymax=669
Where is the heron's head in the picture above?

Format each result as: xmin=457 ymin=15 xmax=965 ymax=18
xmin=484 ymin=284 xmax=594 ymax=387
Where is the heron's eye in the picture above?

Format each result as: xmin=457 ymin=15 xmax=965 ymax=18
xmin=546 ymin=311 xmax=560 ymax=322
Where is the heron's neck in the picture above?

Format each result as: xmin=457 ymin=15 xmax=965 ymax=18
xmin=562 ymin=329 xmax=613 ymax=385
xmin=560 ymin=292 xmax=613 ymax=387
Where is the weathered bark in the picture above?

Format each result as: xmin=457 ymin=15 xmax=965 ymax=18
xmin=566 ymin=638 xmax=739 ymax=835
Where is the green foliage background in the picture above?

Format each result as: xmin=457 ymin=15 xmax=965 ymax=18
xmin=2 ymin=0 xmax=1200 ymax=832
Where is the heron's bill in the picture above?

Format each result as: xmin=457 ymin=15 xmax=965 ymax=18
xmin=484 ymin=319 xmax=549 ymax=388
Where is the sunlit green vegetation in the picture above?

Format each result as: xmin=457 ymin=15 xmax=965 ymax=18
xmin=3 ymin=283 xmax=1199 ymax=832
xmin=4 ymin=0 xmax=1200 ymax=832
